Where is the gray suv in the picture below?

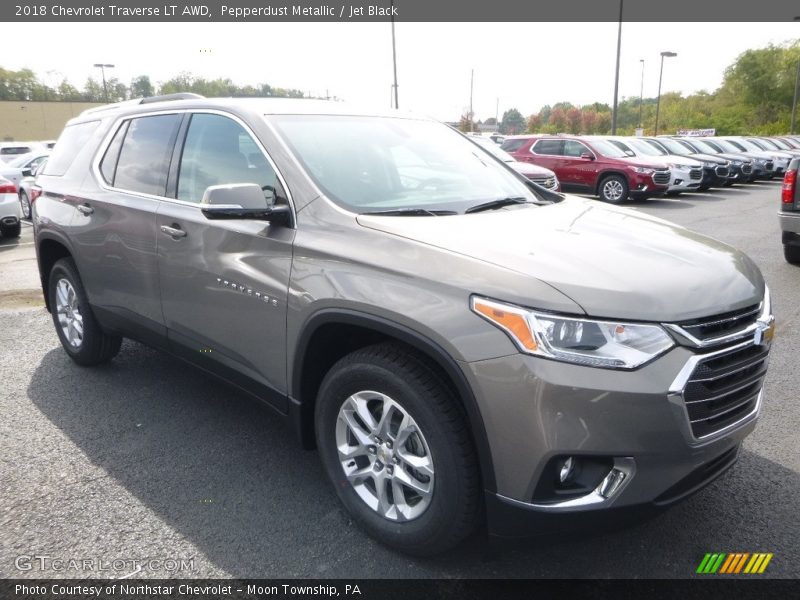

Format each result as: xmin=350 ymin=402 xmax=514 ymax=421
xmin=33 ymin=95 xmax=775 ymax=555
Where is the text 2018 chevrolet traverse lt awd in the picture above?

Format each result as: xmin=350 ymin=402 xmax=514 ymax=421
xmin=33 ymin=95 xmax=775 ymax=555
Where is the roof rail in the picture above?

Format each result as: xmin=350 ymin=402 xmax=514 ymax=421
xmin=139 ymin=92 xmax=205 ymax=104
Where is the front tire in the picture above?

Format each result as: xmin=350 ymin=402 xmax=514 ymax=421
xmin=598 ymin=174 xmax=629 ymax=203
xmin=48 ymin=257 xmax=122 ymax=366
xmin=785 ymin=244 xmax=800 ymax=265
xmin=315 ymin=343 xmax=480 ymax=556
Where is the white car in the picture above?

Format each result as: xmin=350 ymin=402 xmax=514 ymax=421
xmin=0 ymin=175 xmax=21 ymax=238
xmin=0 ymin=151 xmax=49 ymax=189
xmin=604 ymin=136 xmax=704 ymax=194
xmin=18 ymin=158 xmax=47 ymax=220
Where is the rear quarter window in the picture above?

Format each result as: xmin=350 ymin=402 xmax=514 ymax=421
xmin=500 ymin=138 xmax=527 ymax=153
xmin=41 ymin=121 xmax=100 ymax=176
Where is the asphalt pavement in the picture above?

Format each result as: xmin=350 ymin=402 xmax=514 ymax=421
xmin=1 ymin=182 xmax=798 ymax=579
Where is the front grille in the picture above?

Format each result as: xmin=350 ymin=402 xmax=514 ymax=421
xmin=529 ymin=176 xmax=557 ymax=189
xmin=765 ymin=161 xmax=774 ymax=171
xmin=653 ymin=170 xmax=671 ymax=184
xmin=742 ymin=164 xmax=753 ymax=175
xmin=714 ymin=165 xmax=729 ymax=177
xmin=674 ymin=304 xmax=760 ymax=342
xmin=682 ymin=344 xmax=768 ymax=438
xmin=689 ymin=168 xmax=703 ymax=180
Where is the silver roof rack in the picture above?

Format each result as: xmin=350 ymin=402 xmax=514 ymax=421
xmin=81 ymin=93 xmax=205 ymax=116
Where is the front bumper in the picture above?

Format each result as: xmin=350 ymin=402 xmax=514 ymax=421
xmin=668 ymin=165 xmax=703 ymax=192
xmin=463 ymin=330 xmax=769 ymax=536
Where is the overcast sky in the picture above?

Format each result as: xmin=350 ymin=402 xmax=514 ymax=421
xmin=4 ymin=22 xmax=798 ymax=121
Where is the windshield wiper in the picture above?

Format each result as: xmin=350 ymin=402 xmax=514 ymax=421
xmin=465 ymin=197 xmax=541 ymax=214
xmin=361 ymin=208 xmax=457 ymax=216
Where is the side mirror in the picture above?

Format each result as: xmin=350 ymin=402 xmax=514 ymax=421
xmin=580 ymin=152 xmax=595 ymax=160
xmin=21 ymin=168 xmax=32 ymax=177
xmin=200 ymin=183 xmax=290 ymax=224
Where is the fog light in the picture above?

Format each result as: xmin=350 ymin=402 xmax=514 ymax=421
xmin=559 ymin=457 xmax=576 ymax=483
xmin=597 ymin=468 xmax=627 ymax=499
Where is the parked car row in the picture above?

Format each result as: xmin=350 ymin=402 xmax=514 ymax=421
xmin=499 ymin=133 xmax=800 ymax=204
xmin=0 ymin=140 xmax=55 ymax=163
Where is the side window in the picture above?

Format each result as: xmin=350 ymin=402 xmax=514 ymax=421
xmin=532 ymin=139 xmax=563 ymax=155
xmin=41 ymin=121 xmax=100 ymax=176
xmin=177 ymin=113 xmax=282 ymax=204
xmin=99 ymin=120 xmax=129 ymax=185
xmin=563 ymin=140 xmax=590 ymax=157
xmin=114 ymin=114 xmax=181 ymax=196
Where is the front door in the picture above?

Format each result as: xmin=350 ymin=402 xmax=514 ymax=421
xmin=156 ymin=112 xmax=295 ymax=408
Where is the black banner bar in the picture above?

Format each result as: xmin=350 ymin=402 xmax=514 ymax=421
xmin=4 ymin=0 xmax=800 ymax=22
xmin=2 ymin=579 xmax=799 ymax=600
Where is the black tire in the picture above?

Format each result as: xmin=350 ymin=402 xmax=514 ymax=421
xmin=598 ymin=174 xmax=629 ymax=204
xmin=785 ymin=244 xmax=800 ymax=265
xmin=1 ymin=222 xmax=21 ymax=238
xmin=19 ymin=190 xmax=31 ymax=219
xmin=315 ymin=342 xmax=480 ymax=556
xmin=48 ymin=257 xmax=122 ymax=366
xmin=665 ymin=190 xmax=682 ymax=197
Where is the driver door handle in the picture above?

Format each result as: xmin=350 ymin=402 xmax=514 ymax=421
xmin=76 ymin=204 xmax=94 ymax=215
xmin=160 ymin=224 xmax=187 ymax=239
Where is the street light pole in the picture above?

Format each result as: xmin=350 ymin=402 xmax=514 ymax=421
xmin=791 ymin=60 xmax=800 ymax=135
xmin=654 ymin=51 xmax=676 ymax=137
xmin=611 ymin=0 xmax=623 ymax=134
xmin=638 ymin=59 xmax=645 ymax=130
xmin=93 ymin=63 xmax=114 ymax=103
xmin=469 ymin=69 xmax=474 ymax=133
xmin=390 ymin=0 xmax=399 ymax=109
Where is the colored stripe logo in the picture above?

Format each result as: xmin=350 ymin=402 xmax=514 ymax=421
xmin=696 ymin=553 xmax=773 ymax=574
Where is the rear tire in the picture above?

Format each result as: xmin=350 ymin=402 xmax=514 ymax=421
xmin=785 ymin=244 xmax=800 ymax=265
xmin=19 ymin=190 xmax=31 ymax=219
xmin=315 ymin=342 xmax=480 ymax=556
xmin=1 ymin=222 xmax=21 ymax=238
xmin=48 ymin=257 xmax=122 ymax=366
xmin=598 ymin=174 xmax=629 ymax=204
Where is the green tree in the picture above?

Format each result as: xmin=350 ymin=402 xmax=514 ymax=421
xmin=500 ymin=108 xmax=525 ymax=134
xmin=130 ymin=75 xmax=154 ymax=98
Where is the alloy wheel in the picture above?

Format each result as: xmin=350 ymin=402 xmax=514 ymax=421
xmin=55 ymin=278 xmax=83 ymax=348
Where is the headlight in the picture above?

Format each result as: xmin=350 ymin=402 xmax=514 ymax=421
xmin=732 ymin=160 xmax=742 ymax=166
xmin=471 ymin=297 xmax=675 ymax=369
xmin=703 ymin=162 xmax=714 ymax=168
xmin=755 ymin=158 xmax=766 ymax=165
xmin=633 ymin=167 xmax=654 ymax=174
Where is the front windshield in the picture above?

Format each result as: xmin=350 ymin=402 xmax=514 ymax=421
xmin=625 ymin=138 xmax=664 ymax=156
xmin=7 ymin=153 xmax=34 ymax=168
xmin=770 ymin=138 xmax=791 ymax=149
xmin=735 ymin=139 xmax=763 ymax=152
xmin=649 ymin=138 xmax=691 ymax=156
xmin=690 ymin=139 xmax=721 ymax=154
xmin=756 ymin=138 xmax=779 ymax=150
xmin=270 ymin=115 xmax=539 ymax=213
xmin=713 ymin=139 xmax=743 ymax=153
xmin=590 ymin=139 xmax=629 ymax=158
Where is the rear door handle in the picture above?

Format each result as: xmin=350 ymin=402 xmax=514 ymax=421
xmin=76 ymin=204 xmax=94 ymax=215
xmin=160 ymin=224 xmax=187 ymax=239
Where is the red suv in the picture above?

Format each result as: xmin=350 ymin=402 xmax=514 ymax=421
xmin=501 ymin=135 xmax=671 ymax=203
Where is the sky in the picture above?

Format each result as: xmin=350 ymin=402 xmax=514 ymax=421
xmin=3 ymin=22 xmax=798 ymax=121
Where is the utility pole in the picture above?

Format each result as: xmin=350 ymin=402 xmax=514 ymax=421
xmin=791 ymin=60 xmax=800 ymax=135
xmin=495 ymin=97 xmax=499 ymax=129
xmin=93 ymin=63 xmax=114 ymax=103
xmin=638 ymin=59 xmax=645 ymax=130
xmin=654 ymin=51 xmax=677 ymax=137
xmin=390 ymin=0 xmax=399 ymax=109
xmin=611 ymin=0 xmax=623 ymax=134
xmin=469 ymin=69 xmax=474 ymax=132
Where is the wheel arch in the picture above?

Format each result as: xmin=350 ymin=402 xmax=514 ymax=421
xmin=36 ymin=233 xmax=74 ymax=313
xmin=594 ymin=169 xmax=630 ymax=195
xmin=290 ymin=308 xmax=497 ymax=493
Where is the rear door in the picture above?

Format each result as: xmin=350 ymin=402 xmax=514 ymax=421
xmin=156 ymin=111 xmax=295 ymax=409
xmin=70 ymin=113 xmax=183 ymax=342
xmin=562 ymin=140 xmax=596 ymax=191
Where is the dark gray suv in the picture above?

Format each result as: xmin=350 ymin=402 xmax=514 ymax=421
xmin=33 ymin=95 xmax=775 ymax=555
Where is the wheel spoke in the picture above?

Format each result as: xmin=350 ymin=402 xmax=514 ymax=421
xmin=56 ymin=281 xmax=69 ymax=307
xmin=394 ymin=464 xmax=432 ymax=496
xmin=350 ymin=393 xmax=379 ymax=433
xmin=340 ymin=409 xmax=373 ymax=447
xmin=396 ymin=450 xmax=434 ymax=478
xmin=374 ymin=475 xmax=392 ymax=516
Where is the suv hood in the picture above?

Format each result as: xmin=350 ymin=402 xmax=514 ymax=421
xmin=509 ymin=161 xmax=555 ymax=178
xmin=357 ymin=197 xmax=763 ymax=322
xmin=618 ymin=156 xmax=670 ymax=170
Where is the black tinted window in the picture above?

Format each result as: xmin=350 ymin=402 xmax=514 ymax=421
xmin=532 ymin=139 xmax=563 ymax=155
xmin=41 ymin=121 xmax=99 ymax=176
xmin=177 ymin=113 xmax=281 ymax=203
xmin=500 ymin=139 xmax=527 ymax=153
xmin=99 ymin=121 xmax=129 ymax=185
xmin=114 ymin=114 xmax=181 ymax=196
